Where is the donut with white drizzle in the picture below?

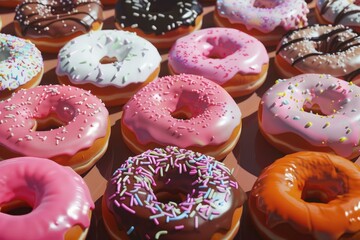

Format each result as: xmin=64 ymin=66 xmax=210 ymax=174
xmin=0 ymin=85 xmax=110 ymax=174
xmin=259 ymin=74 xmax=360 ymax=159
xmin=56 ymin=30 xmax=161 ymax=106
xmin=102 ymin=146 xmax=246 ymax=240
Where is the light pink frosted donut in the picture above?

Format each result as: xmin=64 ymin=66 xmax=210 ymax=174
xmin=259 ymin=74 xmax=360 ymax=159
xmin=0 ymin=85 xmax=110 ymax=174
xmin=121 ymin=74 xmax=242 ymax=160
xmin=168 ymin=27 xmax=269 ymax=97
xmin=0 ymin=157 xmax=94 ymax=240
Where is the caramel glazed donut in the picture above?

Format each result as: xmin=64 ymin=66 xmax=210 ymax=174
xmin=249 ymin=151 xmax=360 ymax=240
xmin=102 ymin=146 xmax=246 ymax=240
xmin=14 ymin=0 xmax=103 ymax=53
xmin=115 ymin=0 xmax=203 ymax=48
xmin=275 ymin=24 xmax=360 ymax=84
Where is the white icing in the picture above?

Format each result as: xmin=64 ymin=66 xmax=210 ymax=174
xmin=317 ymin=0 xmax=360 ymax=27
xmin=56 ymin=30 xmax=161 ymax=88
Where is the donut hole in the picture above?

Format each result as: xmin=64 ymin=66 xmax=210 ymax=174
xmin=0 ymin=46 xmax=10 ymax=62
xmin=302 ymin=90 xmax=346 ymax=116
xmin=148 ymin=0 xmax=173 ymax=13
xmin=34 ymin=117 xmax=66 ymax=132
xmin=205 ymin=38 xmax=239 ymax=59
xmin=253 ymin=0 xmax=281 ymax=8
xmin=1 ymin=200 xmax=33 ymax=216
xmin=99 ymin=56 xmax=118 ymax=64
xmin=170 ymin=91 xmax=210 ymax=120
xmin=154 ymin=190 xmax=186 ymax=204
xmin=171 ymin=106 xmax=193 ymax=120
xmin=301 ymin=178 xmax=345 ymax=203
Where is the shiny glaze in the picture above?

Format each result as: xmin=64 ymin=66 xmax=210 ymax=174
xmin=250 ymin=151 xmax=360 ymax=240
xmin=259 ymin=74 xmax=360 ymax=158
xmin=122 ymin=74 xmax=241 ymax=149
xmin=0 ymin=157 xmax=94 ymax=240
xmin=168 ymin=27 xmax=269 ymax=84
xmin=317 ymin=0 xmax=360 ymax=28
xmin=56 ymin=30 xmax=161 ymax=88
xmin=0 ymin=85 xmax=108 ymax=158
xmin=115 ymin=0 xmax=203 ymax=35
xmin=104 ymin=146 xmax=246 ymax=240
xmin=276 ymin=25 xmax=360 ymax=81
xmin=0 ymin=33 xmax=43 ymax=91
xmin=216 ymin=0 xmax=309 ymax=33
xmin=14 ymin=0 xmax=103 ymax=38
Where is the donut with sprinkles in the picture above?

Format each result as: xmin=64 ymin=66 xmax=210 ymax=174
xmin=115 ymin=0 xmax=203 ymax=49
xmin=102 ymin=146 xmax=246 ymax=240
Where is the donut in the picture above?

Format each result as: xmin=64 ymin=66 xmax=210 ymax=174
xmin=214 ymin=0 xmax=309 ymax=46
xmin=0 ymin=0 xmax=20 ymax=7
xmin=114 ymin=0 xmax=203 ymax=49
xmin=14 ymin=0 xmax=104 ymax=53
xmin=0 ymin=85 xmax=110 ymax=174
xmin=168 ymin=27 xmax=269 ymax=97
xmin=56 ymin=30 xmax=161 ymax=106
xmin=315 ymin=0 xmax=360 ymax=33
xmin=121 ymin=74 xmax=242 ymax=160
xmin=249 ymin=151 xmax=360 ymax=240
xmin=102 ymin=146 xmax=246 ymax=240
xmin=0 ymin=156 xmax=94 ymax=240
xmin=275 ymin=25 xmax=360 ymax=84
xmin=259 ymin=74 xmax=360 ymax=159
xmin=0 ymin=33 xmax=43 ymax=100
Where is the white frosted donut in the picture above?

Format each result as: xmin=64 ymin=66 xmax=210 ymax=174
xmin=56 ymin=30 xmax=161 ymax=106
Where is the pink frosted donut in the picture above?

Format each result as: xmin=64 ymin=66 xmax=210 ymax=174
xmin=259 ymin=74 xmax=360 ymax=159
xmin=214 ymin=0 xmax=309 ymax=46
xmin=168 ymin=27 xmax=269 ymax=97
xmin=0 ymin=85 xmax=110 ymax=174
xmin=121 ymin=74 xmax=242 ymax=160
xmin=0 ymin=157 xmax=94 ymax=240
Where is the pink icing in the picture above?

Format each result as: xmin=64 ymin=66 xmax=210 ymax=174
xmin=216 ymin=0 xmax=309 ymax=33
xmin=260 ymin=74 xmax=360 ymax=158
xmin=122 ymin=74 xmax=241 ymax=148
xmin=0 ymin=157 xmax=94 ymax=240
xmin=0 ymin=85 xmax=108 ymax=158
xmin=168 ymin=27 xmax=269 ymax=85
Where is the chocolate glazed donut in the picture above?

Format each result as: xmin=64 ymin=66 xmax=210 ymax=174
xmin=14 ymin=0 xmax=103 ymax=39
xmin=115 ymin=0 xmax=203 ymax=35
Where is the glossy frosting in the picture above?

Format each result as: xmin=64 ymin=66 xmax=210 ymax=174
xmin=115 ymin=0 xmax=203 ymax=35
xmin=0 ymin=157 xmax=94 ymax=240
xmin=56 ymin=30 xmax=161 ymax=88
xmin=0 ymin=85 xmax=108 ymax=158
xmin=104 ymin=146 xmax=246 ymax=240
xmin=122 ymin=74 xmax=241 ymax=149
xmin=0 ymin=33 xmax=43 ymax=91
xmin=260 ymin=74 xmax=360 ymax=158
xmin=168 ymin=27 xmax=269 ymax=84
xmin=277 ymin=25 xmax=360 ymax=81
xmin=14 ymin=0 xmax=103 ymax=38
xmin=250 ymin=151 xmax=360 ymax=240
xmin=317 ymin=0 xmax=360 ymax=28
xmin=216 ymin=0 xmax=309 ymax=33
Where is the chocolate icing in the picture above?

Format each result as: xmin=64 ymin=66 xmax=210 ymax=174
xmin=14 ymin=0 xmax=103 ymax=38
xmin=104 ymin=146 xmax=246 ymax=240
xmin=115 ymin=0 xmax=203 ymax=35
xmin=320 ymin=0 xmax=360 ymax=24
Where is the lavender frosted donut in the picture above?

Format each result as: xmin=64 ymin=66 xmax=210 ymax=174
xmin=102 ymin=146 xmax=246 ymax=240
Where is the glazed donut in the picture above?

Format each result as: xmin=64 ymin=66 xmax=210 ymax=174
xmin=115 ymin=0 xmax=203 ymax=49
xmin=276 ymin=25 xmax=360 ymax=84
xmin=14 ymin=0 xmax=103 ymax=53
xmin=0 ymin=85 xmax=110 ymax=174
xmin=121 ymin=74 xmax=242 ymax=160
xmin=214 ymin=0 xmax=309 ymax=46
xmin=315 ymin=0 xmax=360 ymax=33
xmin=249 ymin=151 xmax=360 ymax=240
xmin=0 ymin=157 xmax=94 ymax=240
xmin=168 ymin=27 xmax=269 ymax=97
xmin=102 ymin=146 xmax=246 ymax=240
xmin=56 ymin=30 xmax=161 ymax=106
xmin=259 ymin=74 xmax=360 ymax=159
xmin=0 ymin=0 xmax=21 ymax=7
xmin=0 ymin=33 xmax=43 ymax=100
